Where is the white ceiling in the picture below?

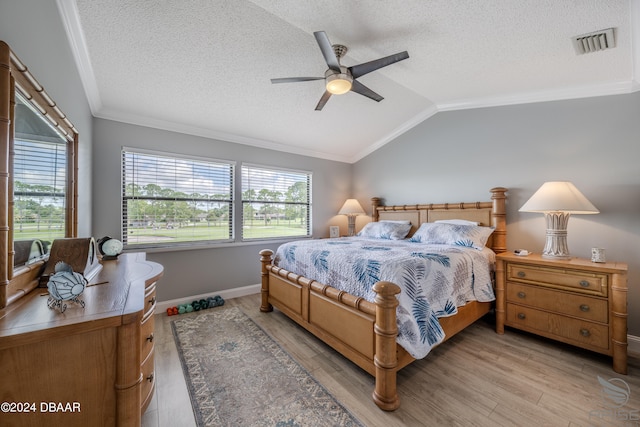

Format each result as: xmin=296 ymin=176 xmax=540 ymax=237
xmin=58 ymin=0 xmax=640 ymax=163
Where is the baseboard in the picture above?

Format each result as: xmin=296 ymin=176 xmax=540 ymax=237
xmin=628 ymin=334 xmax=640 ymax=357
xmin=156 ymin=283 xmax=261 ymax=314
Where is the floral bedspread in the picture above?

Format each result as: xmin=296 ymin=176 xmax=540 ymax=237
xmin=273 ymin=237 xmax=496 ymax=359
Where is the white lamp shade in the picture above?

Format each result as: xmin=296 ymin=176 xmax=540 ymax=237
xmin=338 ymin=199 xmax=366 ymax=216
xmin=519 ymin=182 xmax=599 ymax=214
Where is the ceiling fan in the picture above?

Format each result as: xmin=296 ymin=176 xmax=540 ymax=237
xmin=271 ymin=31 xmax=409 ymax=111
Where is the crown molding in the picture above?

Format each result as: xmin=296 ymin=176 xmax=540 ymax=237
xmin=94 ymin=108 xmax=350 ymax=163
xmin=350 ymin=103 xmax=438 ymax=163
xmin=56 ymin=0 xmax=102 ymax=113
xmin=437 ymin=80 xmax=637 ymax=112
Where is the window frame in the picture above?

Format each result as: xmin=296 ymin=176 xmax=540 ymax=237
xmin=121 ymin=147 xmax=235 ymax=250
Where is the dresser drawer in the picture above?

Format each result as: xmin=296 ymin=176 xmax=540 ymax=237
xmin=141 ymin=351 xmax=155 ymax=412
xmin=144 ymin=282 xmax=157 ymax=317
xmin=506 ymin=304 xmax=609 ymax=351
xmin=141 ymin=311 xmax=155 ymax=360
xmin=507 ymin=263 xmax=607 ymax=296
xmin=506 ymin=283 xmax=608 ymax=323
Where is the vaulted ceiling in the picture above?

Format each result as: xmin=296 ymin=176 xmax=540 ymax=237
xmin=58 ymin=0 xmax=639 ymax=163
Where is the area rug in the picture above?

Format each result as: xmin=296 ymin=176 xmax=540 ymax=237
xmin=171 ymin=306 xmax=363 ymax=427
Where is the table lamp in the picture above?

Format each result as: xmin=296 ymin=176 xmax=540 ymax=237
xmin=338 ymin=199 xmax=366 ymax=236
xmin=519 ymin=181 xmax=599 ymax=259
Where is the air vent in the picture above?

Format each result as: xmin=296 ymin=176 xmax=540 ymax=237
xmin=572 ymin=28 xmax=615 ymax=54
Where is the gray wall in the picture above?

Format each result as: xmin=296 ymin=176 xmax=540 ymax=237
xmin=354 ymin=92 xmax=640 ymax=336
xmin=0 ymin=0 xmax=93 ymax=236
xmin=92 ymin=118 xmax=352 ymax=302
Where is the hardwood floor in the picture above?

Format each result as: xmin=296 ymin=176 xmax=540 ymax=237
xmin=144 ymin=293 xmax=640 ymax=426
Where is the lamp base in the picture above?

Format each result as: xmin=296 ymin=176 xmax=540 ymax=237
xmin=541 ymin=211 xmax=571 ymax=259
xmin=347 ymin=215 xmax=357 ymax=237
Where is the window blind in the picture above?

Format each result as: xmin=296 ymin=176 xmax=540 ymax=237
xmin=122 ymin=148 xmax=234 ymax=248
xmin=13 ymin=138 xmax=67 ymax=244
xmin=241 ymin=164 xmax=311 ymax=240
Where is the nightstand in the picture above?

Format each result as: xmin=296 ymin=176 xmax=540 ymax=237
xmin=495 ymin=252 xmax=628 ymax=374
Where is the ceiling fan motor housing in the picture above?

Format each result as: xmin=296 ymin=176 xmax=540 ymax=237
xmin=325 ymin=66 xmax=353 ymax=94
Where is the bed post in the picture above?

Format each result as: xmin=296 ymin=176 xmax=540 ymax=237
xmin=259 ymin=249 xmax=274 ymax=312
xmin=372 ymin=281 xmax=401 ymax=411
xmin=490 ymin=187 xmax=507 ymax=254
xmin=371 ymin=197 xmax=381 ymax=222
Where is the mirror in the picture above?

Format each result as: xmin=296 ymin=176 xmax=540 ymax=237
xmin=0 ymin=41 xmax=78 ymax=308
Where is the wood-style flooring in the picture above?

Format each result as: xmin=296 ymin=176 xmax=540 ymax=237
xmin=143 ymin=293 xmax=640 ymax=426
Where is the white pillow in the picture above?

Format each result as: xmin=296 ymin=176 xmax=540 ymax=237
xmin=435 ymin=219 xmax=480 ymax=226
xmin=357 ymin=221 xmax=412 ymax=240
xmin=409 ymin=222 xmax=494 ymax=249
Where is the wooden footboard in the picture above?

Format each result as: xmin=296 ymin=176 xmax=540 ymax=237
xmin=259 ymin=187 xmax=507 ymax=411
xmin=260 ymin=249 xmax=407 ymax=410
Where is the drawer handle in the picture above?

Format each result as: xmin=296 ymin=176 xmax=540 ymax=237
xmin=580 ymin=329 xmax=591 ymax=337
xmin=517 ymin=271 xmax=526 ymax=278
xmin=148 ymin=296 xmax=156 ymax=305
xmin=579 ymin=304 xmax=590 ymax=312
xmin=579 ymin=280 xmax=590 ymax=288
xmin=517 ymin=313 xmax=526 ymax=320
xmin=146 ymin=333 xmax=154 ymax=342
xmin=517 ymin=291 xmax=526 ymax=299
xmin=146 ymin=373 xmax=154 ymax=383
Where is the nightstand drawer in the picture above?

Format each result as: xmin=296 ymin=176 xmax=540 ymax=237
xmin=506 ymin=304 xmax=609 ymax=350
xmin=507 ymin=264 xmax=607 ymax=296
xmin=506 ymin=283 xmax=608 ymax=323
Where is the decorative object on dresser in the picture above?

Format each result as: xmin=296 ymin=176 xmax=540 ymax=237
xmin=495 ymin=252 xmax=628 ymax=374
xmin=97 ymin=236 xmax=124 ymax=260
xmin=39 ymin=237 xmax=103 ymax=286
xmin=519 ymin=181 xmax=599 ymax=259
xmin=260 ymin=187 xmax=507 ymax=410
xmin=46 ymin=261 xmax=87 ymax=313
xmin=338 ymin=198 xmax=366 ymax=236
xmin=0 ymin=253 xmax=163 ymax=427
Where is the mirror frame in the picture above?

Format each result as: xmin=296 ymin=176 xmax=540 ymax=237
xmin=0 ymin=41 xmax=78 ymax=308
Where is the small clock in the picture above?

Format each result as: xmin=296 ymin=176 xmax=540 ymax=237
xmin=97 ymin=236 xmax=123 ymax=260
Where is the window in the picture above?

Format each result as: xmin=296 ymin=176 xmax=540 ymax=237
xmin=122 ymin=148 xmax=234 ymax=248
xmin=13 ymin=92 xmax=68 ymax=246
xmin=241 ymin=164 xmax=311 ymax=240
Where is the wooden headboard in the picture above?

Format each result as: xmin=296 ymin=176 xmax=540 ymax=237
xmin=371 ymin=187 xmax=507 ymax=254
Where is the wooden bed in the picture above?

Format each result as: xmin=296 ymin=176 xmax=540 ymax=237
xmin=259 ymin=187 xmax=507 ymax=411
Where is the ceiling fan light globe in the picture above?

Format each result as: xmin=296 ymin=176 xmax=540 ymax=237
xmin=326 ymin=73 xmax=353 ymax=95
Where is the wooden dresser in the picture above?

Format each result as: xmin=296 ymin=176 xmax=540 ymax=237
xmin=0 ymin=253 xmax=163 ymax=426
xmin=495 ymin=252 xmax=628 ymax=374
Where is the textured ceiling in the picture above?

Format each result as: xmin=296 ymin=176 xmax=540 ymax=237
xmin=58 ymin=0 xmax=639 ymax=163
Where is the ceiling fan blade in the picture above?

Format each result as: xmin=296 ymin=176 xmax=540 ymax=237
xmin=271 ymin=77 xmax=324 ymax=84
xmin=351 ymin=80 xmax=383 ymax=102
xmin=314 ymin=31 xmax=341 ymax=72
xmin=349 ymin=51 xmax=409 ymax=79
xmin=315 ymin=91 xmax=332 ymax=111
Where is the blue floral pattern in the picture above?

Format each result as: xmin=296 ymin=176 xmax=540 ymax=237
xmin=273 ymin=237 xmax=495 ymax=359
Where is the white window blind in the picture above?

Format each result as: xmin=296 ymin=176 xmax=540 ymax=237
xmin=122 ymin=148 xmax=234 ymax=248
xmin=241 ymin=164 xmax=311 ymax=240
xmin=13 ymin=139 xmax=67 ymax=245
